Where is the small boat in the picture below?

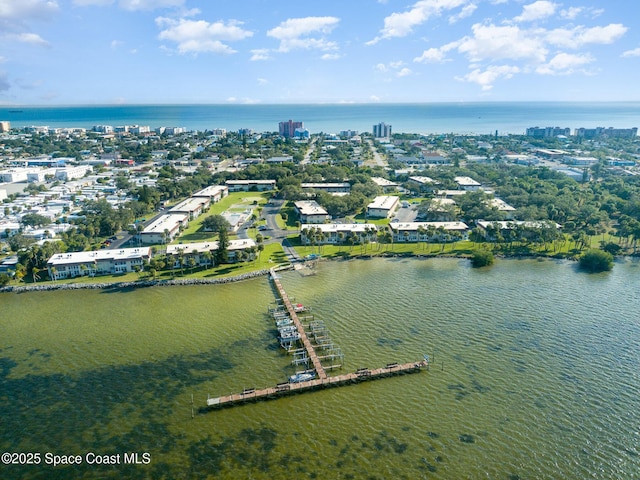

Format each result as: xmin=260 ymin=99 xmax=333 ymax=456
xmin=275 ymin=317 xmax=292 ymax=327
xmin=278 ymin=325 xmax=297 ymax=335
xmin=289 ymin=371 xmax=316 ymax=383
xmin=293 ymin=303 xmax=309 ymax=312
xmin=279 ymin=331 xmax=301 ymax=341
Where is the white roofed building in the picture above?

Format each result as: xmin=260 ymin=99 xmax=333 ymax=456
xmin=47 ymin=247 xmax=151 ymax=280
xmin=294 ymin=200 xmax=330 ymax=224
xmin=139 ymin=213 xmax=189 ymax=244
xmin=300 ymin=223 xmax=378 ymax=245
xmin=367 ymin=196 xmax=399 ymax=218
xmin=388 ymin=222 xmax=469 ymax=242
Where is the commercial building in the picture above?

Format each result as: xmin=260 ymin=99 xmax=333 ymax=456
xmin=367 ymin=196 xmax=399 ymax=218
xmin=294 ymin=201 xmax=330 ymax=224
xmin=0 ymin=121 xmax=11 ymax=133
xmin=47 ymin=247 xmax=151 ymax=280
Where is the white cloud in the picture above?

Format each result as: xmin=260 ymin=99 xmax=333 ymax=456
xmin=257 ymin=78 xmax=268 ymax=85
xmin=456 ymin=23 xmax=547 ymax=63
xmin=536 ymin=52 xmax=593 ymax=75
xmin=621 ymin=48 xmax=640 ymax=58
xmin=0 ymin=0 xmax=58 ymax=20
xmin=375 ymin=63 xmax=388 ymax=72
xmin=250 ymin=49 xmax=271 ymax=61
xmin=369 ymin=95 xmax=382 ymax=102
xmin=111 ymin=40 xmax=124 ymax=49
xmin=546 ymin=24 xmax=628 ymax=49
xmin=6 ymin=32 xmax=50 ymax=47
xmin=368 ymin=0 xmax=469 ymax=44
xmin=513 ymin=1 xmax=557 ymax=23
xmin=73 ymin=0 xmax=113 ymax=6
xmin=321 ymin=53 xmax=341 ymax=60
xmin=560 ymin=6 xmax=582 ymax=20
xmin=449 ymin=3 xmax=477 ymax=24
xmin=459 ymin=65 xmax=520 ymax=90
xmin=397 ymin=67 xmax=412 ymax=77
xmin=267 ymin=16 xmax=340 ymax=52
xmin=120 ymin=0 xmax=184 ymax=10
xmin=414 ymin=46 xmax=450 ymax=63
xmin=156 ymin=17 xmax=253 ymax=55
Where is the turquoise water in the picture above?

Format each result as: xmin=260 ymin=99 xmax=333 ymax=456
xmin=1 ymin=258 xmax=639 ymax=479
xmin=2 ymin=102 xmax=639 ymax=134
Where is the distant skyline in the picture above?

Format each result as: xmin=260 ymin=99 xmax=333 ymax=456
xmin=1 ymin=0 xmax=639 ymax=105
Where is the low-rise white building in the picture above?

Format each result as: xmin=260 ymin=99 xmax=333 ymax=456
xmin=55 ymin=166 xmax=91 ymax=181
xmin=47 ymin=247 xmax=151 ymax=280
xmin=300 ymin=223 xmax=378 ymax=245
xmin=300 ymin=182 xmax=351 ymax=193
xmin=166 ymin=239 xmax=256 ymax=265
xmin=367 ymin=196 xmax=399 ymax=218
xmin=226 ymin=179 xmax=276 ymax=191
xmin=168 ymin=197 xmax=210 ymax=219
xmin=294 ymin=200 xmax=330 ymax=224
xmin=389 ymin=222 xmax=469 ymax=242
xmin=139 ymin=213 xmax=189 ymax=244
xmin=454 ymin=176 xmax=481 ymax=191
xmin=193 ymin=185 xmax=229 ymax=202
xmin=371 ymin=177 xmax=399 ymax=193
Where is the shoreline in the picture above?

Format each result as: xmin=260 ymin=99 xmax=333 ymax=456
xmin=0 ymin=268 xmax=283 ymax=294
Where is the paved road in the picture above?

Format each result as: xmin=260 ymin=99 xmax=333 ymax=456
xmin=260 ymin=198 xmax=302 ymax=263
xmin=365 ymin=139 xmax=387 ymax=167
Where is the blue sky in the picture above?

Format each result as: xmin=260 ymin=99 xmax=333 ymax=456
xmin=1 ymin=0 xmax=639 ymax=104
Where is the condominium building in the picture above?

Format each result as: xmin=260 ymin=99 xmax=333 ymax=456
xmin=279 ymin=120 xmax=304 ymax=138
xmin=47 ymin=247 xmax=151 ymax=280
xmin=373 ymin=122 xmax=392 ymax=138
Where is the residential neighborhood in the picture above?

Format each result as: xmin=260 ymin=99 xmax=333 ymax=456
xmin=1 ymin=118 xmax=640 ymax=285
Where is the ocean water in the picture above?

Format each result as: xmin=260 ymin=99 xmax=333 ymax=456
xmin=1 ymin=257 xmax=639 ymax=479
xmin=1 ymin=102 xmax=639 ymax=135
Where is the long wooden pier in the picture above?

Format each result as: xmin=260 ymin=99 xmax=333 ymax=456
xmin=205 ymin=269 xmax=429 ymax=410
xmin=207 ymin=360 xmax=428 ymax=408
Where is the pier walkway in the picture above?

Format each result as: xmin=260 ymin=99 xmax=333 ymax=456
xmin=271 ymin=273 xmax=327 ymax=380
xmin=207 ymin=359 xmax=428 ymax=408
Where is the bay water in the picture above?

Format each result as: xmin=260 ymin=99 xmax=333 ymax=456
xmin=1 ymin=257 xmax=639 ymax=479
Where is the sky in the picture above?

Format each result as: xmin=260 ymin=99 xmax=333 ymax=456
xmin=1 ymin=0 xmax=639 ymax=105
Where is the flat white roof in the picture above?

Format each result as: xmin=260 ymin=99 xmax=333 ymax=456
xmin=301 ymin=223 xmax=378 ymax=234
xmin=48 ymin=247 xmax=151 ymax=266
xmin=409 ymin=176 xmax=438 ymax=184
xmin=169 ymin=197 xmax=208 ymax=213
xmin=371 ymin=177 xmax=399 ymax=187
xmin=193 ymin=185 xmax=228 ymax=197
xmin=368 ymin=196 xmax=399 ymax=210
xmin=141 ymin=213 xmax=189 ymax=234
xmin=226 ymin=179 xmax=276 ymax=184
xmin=487 ymin=198 xmax=516 ymax=211
xmin=295 ymin=200 xmax=328 ymax=216
xmin=166 ymin=239 xmax=256 ymax=254
xmin=454 ymin=176 xmax=481 ymax=186
xmin=300 ymin=183 xmax=350 ymax=188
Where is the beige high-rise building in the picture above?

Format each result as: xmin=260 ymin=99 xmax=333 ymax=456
xmin=0 ymin=121 xmax=10 ymax=133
